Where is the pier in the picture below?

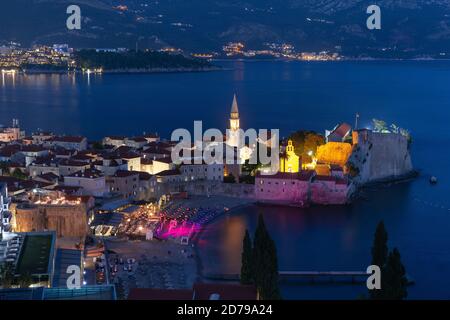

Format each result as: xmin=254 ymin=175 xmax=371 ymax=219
xmin=204 ymin=271 xmax=368 ymax=284
xmin=204 ymin=271 xmax=414 ymax=285
xmin=278 ymin=271 xmax=369 ymax=283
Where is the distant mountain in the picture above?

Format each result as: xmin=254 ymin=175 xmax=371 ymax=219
xmin=2 ymin=0 xmax=450 ymax=57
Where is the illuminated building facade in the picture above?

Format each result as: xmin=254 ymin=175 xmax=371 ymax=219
xmin=279 ymin=140 xmax=300 ymax=173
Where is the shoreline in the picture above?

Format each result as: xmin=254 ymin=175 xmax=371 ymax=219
xmin=188 ymin=197 xmax=254 ymax=284
xmin=13 ymin=66 xmax=223 ymax=75
xmin=9 ymin=58 xmax=450 ymax=76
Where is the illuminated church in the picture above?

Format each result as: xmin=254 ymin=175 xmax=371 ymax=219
xmin=227 ymin=94 xmax=240 ymax=147
xmin=279 ymin=140 xmax=300 ymax=173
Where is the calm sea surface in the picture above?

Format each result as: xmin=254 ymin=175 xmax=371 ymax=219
xmin=1 ymin=61 xmax=450 ymax=299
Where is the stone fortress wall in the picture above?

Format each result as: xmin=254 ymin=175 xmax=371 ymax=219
xmin=348 ymin=130 xmax=414 ymax=186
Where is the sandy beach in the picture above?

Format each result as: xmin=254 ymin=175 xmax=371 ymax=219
xmin=104 ymin=195 xmax=253 ymax=297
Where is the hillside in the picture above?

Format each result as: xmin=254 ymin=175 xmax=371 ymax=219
xmin=1 ymin=0 xmax=450 ymax=57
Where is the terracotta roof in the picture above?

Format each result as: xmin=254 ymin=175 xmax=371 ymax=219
xmin=50 ymin=136 xmax=86 ymax=143
xmin=153 ymin=157 xmax=172 ymax=164
xmin=143 ymin=133 xmax=159 ymax=139
xmin=65 ymin=195 xmax=94 ymax=204
xmin=35 ymin=172 xmax=60 ymax=181
xmin=70 ymin=154 xmax=93 ymax=161
xmin=59 ymin=159 xmax=90 ymax=167
xmin=140 ymin=158 xmax=153 ymax=165
xmin=105 ymin=136 xmax=125 ymax=140
xmin=157 ymin=169 xmax=181 ymax=176
xmin=53 ymin=185 xmax=82 ymax=194
xmin=256 ymin=170 xmax=315 ymax=181
xmin=120 ymin=152 xmax=140 ymax=159
xmin=67 ymin=169 xmax=103 ymax=179
xmin=128 ymin=137 xmax=147 ymax=143
xmin=330 ymin=123 xmax=352 ymax=138
xmin=142 ymin=147 xmax=171 ymax=155
xmin=113 ymin=170 xmax=139 ymax=178
xmin=31 ymin=156 xmax=56 ymax=166
xmin=21 ymin=145 xmax=48 ymax=152
xmin=0 ymin=145 xmax=21 ymax=157
xmin=138 ymin=172 xmax=153 ymax=180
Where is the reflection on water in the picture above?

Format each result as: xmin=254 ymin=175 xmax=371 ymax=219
xmin=1 ymin=61 xmax=450 ymax=298
xmin=198 ymin=140 xmax=450 ymax=299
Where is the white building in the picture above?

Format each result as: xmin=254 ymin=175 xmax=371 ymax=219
xmin=140 ymin=157 xmax=174 ymax=175
xmin=102 ymin=136 xmax=126 ymax=148
xmin=44 ymin=136 xmax=88 ymax=151
xmin=0 ymin=183 xmax=12 ymax=235
xmin=64 ymin=169 xmax=106 ymax=197
xmin=180 ymin=162 xmax=224 ymax=182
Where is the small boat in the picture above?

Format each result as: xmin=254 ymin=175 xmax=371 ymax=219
xmin=430 ymin=176 xmax=438 ymax=184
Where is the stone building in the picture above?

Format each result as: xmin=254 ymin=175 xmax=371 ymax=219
xmin=255 ymin=171 xmax=350 ymax=206
xmin=347 ymin=129 xmax=414 ymax=185
xmin=255 ymin=171 xmax=314 ymax=205
xmin=14 ymin=197 xmax=90 ymax=238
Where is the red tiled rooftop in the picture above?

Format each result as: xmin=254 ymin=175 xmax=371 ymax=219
xmin=140 ymin=158 xmax=153 ymax=165
xmin=330 ymin=123 xmax=352 ymax=138
xmin=113 ymin=170 xmax=139 ymax=178
xmin=59 ymin=159 xmax=90 ymax=167
xmin=128 ymin=137 xmax=147 ymax=143
xmin=157 ymin=169 xmax=181 ymax=176
xmin=105 ymin=136 xmax=125 ymax=140
xmin=67 ymin=169 xmax=103 ymax=179
xmin=50 ymin=136 xmax=86 ymax=143
xmin=120 ymin=152 xmax=141 ymax=159
xmin=256 ymin=170 xmax=315 ymax=181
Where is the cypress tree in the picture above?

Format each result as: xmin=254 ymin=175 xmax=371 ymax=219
xmin=253 ymin=213 xmax=268 ymax=290
xmin=370 ymin=221 xmax=388 ymax=300
xmin=252 ymin=214 xmax=281 ymax=300
xmin=382 ymin=248 xmax=408 ymax=300
xmin=260 ymin=237 xmax=282 ymax=300
xmin=240 ymin=229 xmax=254 ymax=285
xmin=371 ymin=221 xmax=388 ymax=268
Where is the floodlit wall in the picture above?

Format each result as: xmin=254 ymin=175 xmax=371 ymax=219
xmin=348 ymin=131 xmax=413 ymax=185
xmin=316 ymin=142 xmax=353 ymax=167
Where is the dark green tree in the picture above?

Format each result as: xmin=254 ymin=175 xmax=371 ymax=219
xmin=11 ymin=168 xmax=27 ymax=180
xmin=259 ymin=236 xmax=282 ymax=300
xmin=0 ymin=263 xmax=15 ymax=288
xmin=381 ymin=248 xmax=408 ymax=300
xmin=115 ymin=277 xmax=126 ymax=300
xmin=224 ymin=173 xmax=236 ymax=184
xmin=371 ymin=221 xmax=388 ymax=268
xmin=92 ymin=141 xmax=104 ymax=150
xmin=18 ymin=272 xmax=33 ymax=288
xmin=252 ymin=214 xmax=281 ymax=300
xmin=240 ymin=229 xmax=253 ymax=285
xmin=370 ymin=221 xmax=388 ymax=300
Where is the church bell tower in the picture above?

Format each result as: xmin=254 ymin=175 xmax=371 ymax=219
xmin=227 ymin=94 xmax=240 ymax=147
